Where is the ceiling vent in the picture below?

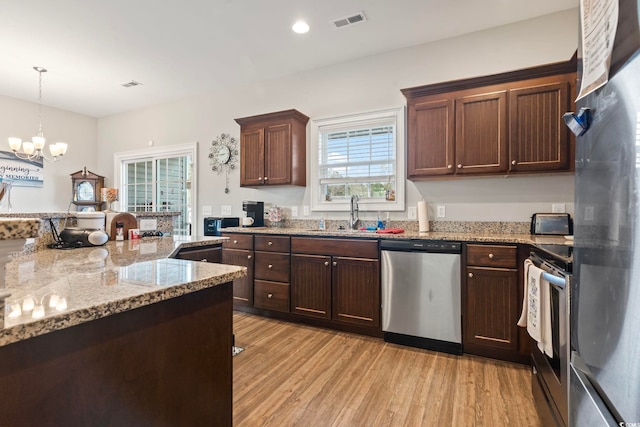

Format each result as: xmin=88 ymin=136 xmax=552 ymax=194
xmin=121 ymin=80 xmax=142 ymax=88
xmin=331 ymin=11 xmax=367 ymax=29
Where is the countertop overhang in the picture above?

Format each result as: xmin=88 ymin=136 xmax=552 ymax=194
xmin=0 ymin=236 xmax=245 ymax=347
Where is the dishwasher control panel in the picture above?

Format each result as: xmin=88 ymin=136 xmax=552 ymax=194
xmin=380 ymin=240 xmax=461 ymax=253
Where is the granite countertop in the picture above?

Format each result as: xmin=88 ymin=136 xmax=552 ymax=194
xmin=220 ymin=226 xmax=571 ymax=246
xmin=0 ymin=236 xmax=245 ymax=347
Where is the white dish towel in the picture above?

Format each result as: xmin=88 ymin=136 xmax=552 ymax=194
xmin=518 ymin=259 xmax=548 ymax=352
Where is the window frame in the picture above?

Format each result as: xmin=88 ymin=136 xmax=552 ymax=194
xmin=113 ymin=142 xmax=198 ymax=236
xmin=310 ymin=107 xmax=405 ymax=212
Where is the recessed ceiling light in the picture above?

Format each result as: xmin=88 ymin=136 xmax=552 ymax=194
xmin=292 ymin=20 xmax=310 ymax=34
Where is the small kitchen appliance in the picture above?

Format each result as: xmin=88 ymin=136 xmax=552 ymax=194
xmin=203 ymin=217 xmax=239 ymax=236
xmin=242 ymin=201 xmax=264 ymax=227
xmin=530 ymin=213 xmax=572 ymax=235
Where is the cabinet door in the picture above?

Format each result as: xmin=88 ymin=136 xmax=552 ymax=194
xmin=464 ymin=266 xmax=518 ymax=354
xmin=455 ymin=91 xmax=508 ymax=174
xmin=509 ymin=80 xmax=571 ymax=172
xmin=240 ymin=128 xmax=265 ymax=186
xmin=290 ymin=254 xmax=331 ymax=319
xmin=332 ymin=256 xmax=380 ymax=327
xmin=407 ymin=98 xmax=455 ymax=178
xmin=264 ymin=123 xmax=292 ymax=185
xmin=221 ymin=248 xmax=254 ymax=307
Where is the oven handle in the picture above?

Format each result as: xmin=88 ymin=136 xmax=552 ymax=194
xmin=542 ymin=271 xmax=566 ymax=289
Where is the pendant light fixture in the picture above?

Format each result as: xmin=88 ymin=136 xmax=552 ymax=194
xmin=8 ymin=67 xmax=68 ymax=162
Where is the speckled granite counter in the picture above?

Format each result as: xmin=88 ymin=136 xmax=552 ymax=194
xmin=220 ymin=226 xmax=571 ymax=246
xmin=0 ymin=235 xmax=245 ymax=347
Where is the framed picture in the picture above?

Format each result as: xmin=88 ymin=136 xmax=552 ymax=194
xmin=0 ymin=150 xmax=44 ymax=187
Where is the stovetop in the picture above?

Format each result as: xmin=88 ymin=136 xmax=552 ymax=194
xmin=531 ymin=243 xmax=573 ymax=273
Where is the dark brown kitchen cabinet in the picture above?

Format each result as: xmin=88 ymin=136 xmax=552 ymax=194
xmin=290 ymin=237 xmax=380 ymax=330
xmin=509 ymin=78 xmax=573 ymax=172
xmin=464 ymin=243 xmax=522 ymax=363
xmin=235 ymin=109 xmax=309 ymax=187
xmin=253 ymin=235 xmax=290 ymax=313
xmin=221 ymin=233 xmax=254 ymax=307
xmin=173 ymin=245 xmax=221 ymax=263
xmin=290 ymin=254 xmax=332 ymax=319
xmin=455 ymin=90 xmax=508 ymax=174
xmin=407 ymin=98 xmax=455 ymax=177
xmin=402 ymin=55 xmax=577 ymax=180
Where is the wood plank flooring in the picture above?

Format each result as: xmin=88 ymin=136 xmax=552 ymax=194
xmin=233 ymin=312 xmax=542 ymax=427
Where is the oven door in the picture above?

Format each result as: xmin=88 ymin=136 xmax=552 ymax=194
xmin=530 ymin=261 xmax=569 ymax=426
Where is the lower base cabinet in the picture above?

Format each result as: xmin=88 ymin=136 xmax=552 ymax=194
xmin=290 ymin=237 xmax=380 ymax=331
xmin=463 ymin=243 xmax=525 ymax=363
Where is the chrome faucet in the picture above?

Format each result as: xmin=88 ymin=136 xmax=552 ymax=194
xmin=349 ymin=194 xmax=359 ymax=230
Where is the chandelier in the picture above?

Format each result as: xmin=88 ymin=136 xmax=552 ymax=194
xmin=7 ymin=67 xmax=68 ymax=162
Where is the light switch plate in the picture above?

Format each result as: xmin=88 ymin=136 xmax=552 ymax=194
xmin=291 ymin=206 xmax=298 ymax=217
xmin=202 ymin=205 xmax=212 ymax=216
xmin=221 ymin=205 xmax=232 ymax=216
xmin=437 ymin=205 xmax=446 ymax=218
xmin=408 ymin=207 xmax=417 ymax=219
xmin=552 ymin=203 xmax=566 ymax=213
xmin=303 ymin=206 xmax=310 ymax=216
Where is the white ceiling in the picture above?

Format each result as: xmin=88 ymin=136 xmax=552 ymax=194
xmin=0 ymin=0 xmax=578 ymax=118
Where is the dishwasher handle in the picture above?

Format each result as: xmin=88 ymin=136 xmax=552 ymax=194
xmin=380 ymin=240 xmax=461 ymax=253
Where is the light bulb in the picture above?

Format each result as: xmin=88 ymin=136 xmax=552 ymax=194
xmin=22 ymin=142 xmax=35 ymax=155
xmin=48 ymin=294 xmax=59 ymax=308
xmin=56 ymin=298 xmax=67 ymax=311
xmin=8 ymin=303 xmax=22 ymax=318
xmin=292 ymin=21 xmax=310 ymax=34
xmin=32 ymin=304 xmax=45 ymax=319
xmin=32 ymin=135 xmax=45 ymax=150
xmin=22 ymin=296 xmax=35 ymax=311
xmin=8 ymin=137 xmax=22 ymax=151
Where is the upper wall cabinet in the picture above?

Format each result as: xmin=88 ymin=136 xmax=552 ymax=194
xmin=402 ymin=56 xmax=577 ymax=180
xmin=235 ymin=109 xmax=309 ymax=187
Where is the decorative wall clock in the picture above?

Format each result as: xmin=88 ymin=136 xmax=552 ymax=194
xmin=209 ymin=133 xmax=239 ymax=193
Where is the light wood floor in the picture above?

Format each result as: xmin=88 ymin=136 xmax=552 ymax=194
xmin=233 ymin=312 xmax=542 ymax=427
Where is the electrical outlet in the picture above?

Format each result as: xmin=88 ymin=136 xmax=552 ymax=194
xmin=202 ymin=205 xmax=212 ymax=216
xmin=221 ymin=205 xmax=232 ymax=216
xmin=291 ymin=206 xmax=298 ymax=217
xmin=140 ymin=219 xmax=157 ymax=231
xmin=303 ymin=206 xmax=310 ymax=216
xmin=408 ymin=206 xmax=417 ymax=220
xmin=552 ymin=203 xmax=566 ymax=213
xmin=437 ymin=205 xmax=446 ymax=218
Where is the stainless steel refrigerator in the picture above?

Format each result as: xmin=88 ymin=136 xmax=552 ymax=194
xmin=571 ymin=1 xmax=640 ymax=425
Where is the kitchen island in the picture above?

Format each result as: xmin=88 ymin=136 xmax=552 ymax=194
xmin=0 ymin=236 xmax=245 ymax=427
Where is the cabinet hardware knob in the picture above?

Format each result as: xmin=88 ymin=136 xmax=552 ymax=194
xmin=488 ymin=253 xmax=494 ymax=259
xmin=324 ymin=261 xmax=329 ymax=266
xmin=447 ymin=164 xmax=452 ymax=169
xmin=267 ymin=293 xmax=273 ymax=299
xmin=264 ymin=177 xmax=268 ymax=181
xmin=268 ymin=264 xmax=273 ymax=269
xmin=468 ymin=272 xmax=474 ymax=278
xmin=233 ymin=240 xmax=238 ymax=244
xmin=247 ymin=255 xmax=252 ymax=260
xmin=457 ymin=164 xmax=463 ymax=168
xmin=511 ymin=160 xmax=517 ymax=165
xmin=268 ymin=241 xmax=273 ymax=246
xmin=332 ymin=261 xmax=337 ymax=267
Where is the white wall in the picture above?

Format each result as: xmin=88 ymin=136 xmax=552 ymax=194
xmin=0 ymin=95 xmax=98 ymax=212
xmin=94 ymin=9 xmax=578 ymax=232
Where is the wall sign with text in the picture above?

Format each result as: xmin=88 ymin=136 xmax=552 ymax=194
xmin=0 ymin=150 xmax=44 ymax=187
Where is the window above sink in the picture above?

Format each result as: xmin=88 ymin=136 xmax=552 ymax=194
xmin=309 ymin=107 xmax=406 ymax=212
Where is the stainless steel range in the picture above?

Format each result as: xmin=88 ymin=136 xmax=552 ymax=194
xmin=529 ymin=243 xmax=572 ymax=427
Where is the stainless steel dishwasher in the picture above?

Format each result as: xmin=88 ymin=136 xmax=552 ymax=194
xmin=381 ymin=239 xmax=462 ymax=354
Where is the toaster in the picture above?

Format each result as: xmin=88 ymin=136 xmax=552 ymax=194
xmin=530 ymin=213 xmax=572 ymax=235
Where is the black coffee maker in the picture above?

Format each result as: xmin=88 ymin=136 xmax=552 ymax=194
xmin=242 ymin=201 xmax=264 ymax=227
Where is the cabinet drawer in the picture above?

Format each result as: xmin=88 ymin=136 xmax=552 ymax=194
xmin=174 ymin=246 xmax=221 ymax=263
xmin=254 ymin=252 xmax=290 ymax=282
xmin=221 ymin=233 xmax=254 ymax=250
xmin=255 ymin=235 xmax=290 ymax=252
xmin=466 ymin=244 xmax=517 ymax=268
xmin=254 ymin=280 xmax=290 ymax=313
xmin=291 ymin=237 xmax=379 ymax=259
